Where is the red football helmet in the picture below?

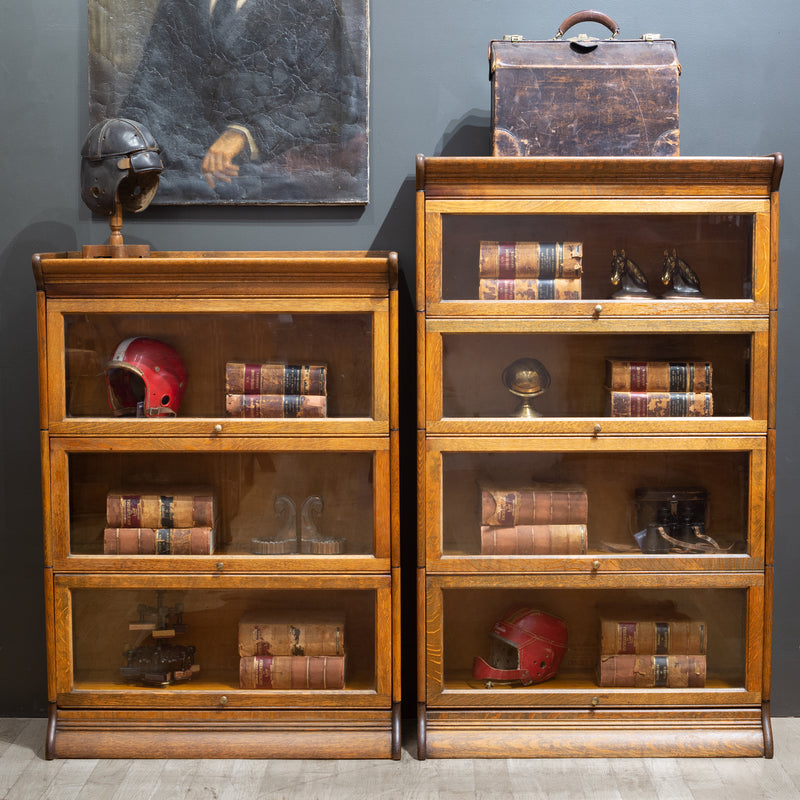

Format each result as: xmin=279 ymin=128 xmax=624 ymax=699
xmin=472 ymin=606 xmax=568 ymax=686
xmin=105 ymin=337 xmax=188 ymax=417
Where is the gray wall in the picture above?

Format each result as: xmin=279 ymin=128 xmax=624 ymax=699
xmin=1 ymin=0 xmax=798 ymax=718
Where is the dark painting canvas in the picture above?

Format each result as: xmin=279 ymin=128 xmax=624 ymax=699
xmin=89 ymin=0 xmax=369 ymax=204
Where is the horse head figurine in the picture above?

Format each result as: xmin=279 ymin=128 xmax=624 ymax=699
xmin=609 ymin=249 xmax=654 ymax=299
xmin=661 ymin=249 xmax=704 ymax=298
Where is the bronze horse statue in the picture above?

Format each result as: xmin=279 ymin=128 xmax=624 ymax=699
xmin=661 ymin=249 xmax=704 ymax=298
xmin=610 ymin=249 xmax=654 ymax=298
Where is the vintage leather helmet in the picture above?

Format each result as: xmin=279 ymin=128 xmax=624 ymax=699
xmin=105 ymin=337 xmax=188 ymax=417
xmin=472 ymin=606 xmax=568 ymax=686
xmin=80 ymin=118 xmax=163 ymax=216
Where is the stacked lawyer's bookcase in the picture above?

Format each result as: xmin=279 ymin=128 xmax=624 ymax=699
xmin=415 ymin=155 xmax=782 ymax=757
xmin=34 ymin=251 xmax=400 ymax=759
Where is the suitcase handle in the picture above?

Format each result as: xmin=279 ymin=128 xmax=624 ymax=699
xmin=555 ymin=10 xmax=620 ymax=39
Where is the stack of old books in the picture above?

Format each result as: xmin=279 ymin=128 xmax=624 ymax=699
xmin=225 ymin=361 xmax=327 ymax=418
xmin=605 ymin=359 xmax=713 ymax=417
xmin=596 ymin=610 xmax=707 ymax=687
xmin=103 ymin=487 xmax=216 ymax=555
xmin=477 ymin=240 xmax=583 ymax=300
xmin=238 ymin=610 xmax=346 ymax=690
xmin=479 ymin=483 xmax=588 ymax=555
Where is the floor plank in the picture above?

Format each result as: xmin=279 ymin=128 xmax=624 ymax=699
xmin=1 ymin=718 xmax=800 ymax=800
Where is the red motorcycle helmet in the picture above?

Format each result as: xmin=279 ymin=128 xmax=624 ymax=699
xmin=472 ymin=606 xmax=568 ymax=686
xmin=105 ymin=337 xmax=188 ymax=417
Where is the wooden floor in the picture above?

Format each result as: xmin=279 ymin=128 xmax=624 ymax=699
xmin=1 ymin=717 xmax=800 ymax=799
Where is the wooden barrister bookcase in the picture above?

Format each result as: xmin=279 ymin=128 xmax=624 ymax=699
xmin=34 ymin=251 xmax=400 ymax=759
xmin=415 ymin=155 xmax=782 ymax=758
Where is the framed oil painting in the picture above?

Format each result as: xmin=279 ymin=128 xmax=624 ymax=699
xmin=88 ymin=0 xmax=369 ymax=204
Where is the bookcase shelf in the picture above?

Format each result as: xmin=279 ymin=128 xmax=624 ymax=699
xmin=35 ymin=251 xmax=400 ymax=759
xmin=416 ymin=155 xmax=782 ymax=758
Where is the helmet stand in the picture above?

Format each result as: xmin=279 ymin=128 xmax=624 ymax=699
xmin=82 ymin=191 xmax=152 ymax=258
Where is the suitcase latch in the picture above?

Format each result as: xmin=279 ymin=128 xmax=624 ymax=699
xmin=642 ymin=33 xmax=662 ymax=42
xmin=502 ymin=34 xmax=525 ymax=42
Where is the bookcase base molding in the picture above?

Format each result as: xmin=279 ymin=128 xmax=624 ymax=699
xmin=47 ymin=705 xmax=401 ymax=760
xmin=418 ymin=705 xmax=770 ymax=759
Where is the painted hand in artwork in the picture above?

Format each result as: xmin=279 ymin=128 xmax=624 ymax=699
xmin=201 ymin=128 xmax=247 ymax=188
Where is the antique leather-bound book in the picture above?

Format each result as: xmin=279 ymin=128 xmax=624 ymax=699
xmin=480 ymin=484 xmax=588 ymax=526
xmin=225 ymin=393 xmax=327 ymax=418
xmin=478 ymin=277 xmax=582 ymax=300
xmin=597 ymin=654 xmax=706 ymax=687
xmin=238 ymin=611 xmax=345 ymax=657
xmin=605 ymin=360 xmax=712 ymax=392
xmin=599 ymin=615 xmax=707 ymax=655
xmin=478 ymin=241 xmax=583 ymax=279
xmin=607 ymin=390 xmax=713 ymax=417
xmin=239 ymin=655 xmax=346 ymax=690
xmin=225 ymin=362 xmax=327 ymax=396
xmin=480 ymin=524 xmax=587 ymax=555
xmin=106 ymin=489 xmax=216 ymax=528
xmin=103 ymin=526 xmax=215 ymax=555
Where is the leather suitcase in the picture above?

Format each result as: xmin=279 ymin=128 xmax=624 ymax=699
xmin=489 ymin=10 xmax=680 ymax=157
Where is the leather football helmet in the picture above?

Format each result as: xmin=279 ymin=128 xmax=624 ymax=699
xmin=81 ymin=118 xmax=163 ymax=216
xmin=472 ymin=606 xmax=568 ymax=686
xmin=105 ymin=337 xmax=188 ymax=417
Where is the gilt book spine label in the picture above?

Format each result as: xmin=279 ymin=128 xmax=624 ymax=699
xmin=481 ymin=485 xmax=588 ymax=526
xmin=597 ymin=654 xmax=706 ymax=687
xmin=479 ymin=241 xmax=583 ymax=279
xmin=103 ymin=527 xmax=215 ymax=555
xmin=480 ymin=524 xmax=587 ymax=555
xmin=478 ymin=277 xmax=582 ymax=300
xmin=106 ymin=491 xmax=216 ymax=528
xmin=600 ymin=619 xmax=706 ymax=655
xmin=605 ymin=360 xmax=712 ymax=392
xmin=239 ymin=655 xmax=345 ymax=689
xmin=238 ymin=612 xmax=345 ymax=657
xmin=225 ymin=362 xmax=327 ymax=396
xmin=225 ymin=393 xmax=327 ymax=418
xmin=608 ymin=391 xmax=713 ymax=417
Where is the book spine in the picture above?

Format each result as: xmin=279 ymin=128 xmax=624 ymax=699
xmin=600 ymin=620 xmax=706 ymax=655
xmin=606 ymin=360 xmax=712 ymax=392
xmin=238 ymin=619 xmax=345 ymax=657
xmin=478 ymin=277 xmax=582 ymax=300
xmin=481 ymin=487 xmax=588 ymax=526
xmin=478 ymin=241 xmax=583 ymax=279
xmin=239 ymin=655 xmax=345 ymax=689
xmin=480 ymin=524 xmax=587 ymax=555
xmin=106 ymin=493 xmax=216 ymax=528
xmin=597 ymin=654 xmax=706 ymax=687
xmin=103 ymin=527 xmax=215 ymax=555
xmin=225 ymin=362 xmax=327 ymax=396
xmin=225 ymin=393 xmax=327 ymax=418
xmin=608 ymin=391 xmax=713 ymax=417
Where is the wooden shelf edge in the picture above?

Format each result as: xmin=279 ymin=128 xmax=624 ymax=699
xmin=49 ymin=708 xmax=396 ymax=759
xmin=422 ymin=709 xmax=766 ymax=758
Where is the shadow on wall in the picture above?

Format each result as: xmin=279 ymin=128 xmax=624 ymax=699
xmin=0 ymin=221 xmax=80 ymax=716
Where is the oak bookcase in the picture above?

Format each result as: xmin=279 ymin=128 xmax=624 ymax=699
xmin=415 ymin=155 xmax=782 ymax=758
xmin=33 ymin=251 xmax=400 ymax=759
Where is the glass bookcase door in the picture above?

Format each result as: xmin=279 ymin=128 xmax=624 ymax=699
xmin=47 ymin=304 xmax=390 ymax=432
xmin=50 ymin=440 xmax=391 ymax=571
xmin=423 ymin=439 xmax=765 ymax=571
xmin=426 ymin=327 xmax=766 ymax=432
xmin=55 ymin=577 xmax=391 ymax=708
xmin=425 ymin=580 xmax=762 ymax=708
xmin=424 ymin=206 xmax=770 ymax=316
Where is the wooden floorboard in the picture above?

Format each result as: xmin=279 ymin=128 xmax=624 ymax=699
xmin=0 ymin=718 xmax=798 ymax=799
